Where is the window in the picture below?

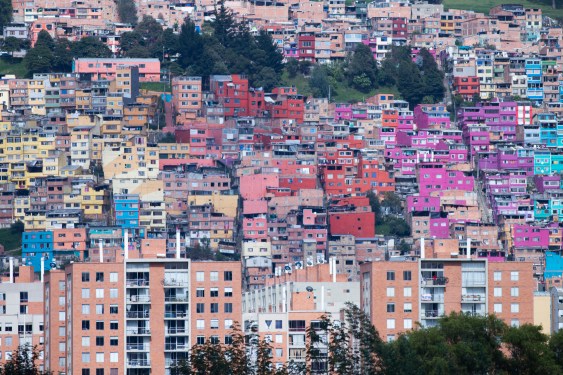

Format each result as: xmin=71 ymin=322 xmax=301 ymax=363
xmin=210 ymin=288 xmax=219 ymax=297
xmin=96 ymin=305 xmax=104 ymax=314
xmin=109 ymin=305 xmax=118 ymax=314
xmin=224 ymin=271 xmax=233 ymax=281
xmin=386 ymin=303 xmax=395 ymax=313
xmin=96 ymin=321 xmax=104 ymax=330
xmin=404 ymin=303 xmax=412 ymax=313
xmin=82 ymin=288 xmax=90 ymax=298
xmin=511 ymin=303 xmax=519 ymax=313
xmin=96 ymin=370 xmax=104 ymax=375
xmin=82 ymin=352 xmax=90 ymax=363
xmin=110 ymin=289 xmax=118 ymax=298
xmin=82 ymin=272 xmax=90 ymax=282
xmin=196 ymin=320 xmax=205 ymax=329
xmin=82 ymin=320 xmax=90 ymax=330
xmin=511 ymin=319 xmax=520 ymax=327
xmin=403 ymin=287 xmax=412 ymax=297
xmin=19 ymin=292 xmax=28 ymax=303
xmin=196 ymin=272 xmax=204 ymax=282
xmin=494 ymin=271 xmax=502 ymax=281
xmin=196 ymin=303 xmax=205 ymax=313
xmin=196 ymin=288 xmax=205 ymax=297
xmin=96 ymin=272 xmax=104 ymax=282
xmin=109 ymin=272 xmax=118 ymax=282
xmin=20 ymin=305 xmax=28 ymax=314
xmin=110 ymin=321 xmax=118 ymax=330
xmin=110 ymin=337 xmax=118 ymax=346
xmin=210 ymin=272 xmax=219 ymax=281
xmin=225 ymin=335 xmax=233 ymax=345
xmin=82 ymin=370 xmax=90 ymax=375
xmin=197 ymin=336 xmax=205 ymax=344
xmin=224 ymin=287 xmax=233 ymax=297
xmin=210 ymin=319 xmax=219 ymax=329
xmin=403 ymin=271 xmax=412 ymax=281
xmin=494 ymin=304 xmax=502 ymax=313
xmin=210 ymin=303 xmax=219 ymax=313
xmin=82 ymin=336 xmax=90 ymax=347
xmin=386 ymin=271 xmax=395 ymax=281
xmin=275 ymin=320 xmax=283 ymax=329
xmin=95 ymin=289 xmax=104 ymax=298
xmin=386 ymin=287 xmax=395 ymax=297
xmin=404 ymin=319 xmax=413 ymax=329
xmin=494 ymin=288 xmax=502 ymax=297
xmin=224 ymin=303 xmax=233 ymax=313
xmin=510 ymin=272 xmax=519 ymax=281
xmin=82 ymin=304 xmax=90 ymax=314
xmin=110 ymin=352 xmax=118 ymax=363
xmin=387 ymin=319 xmax=395 ymax=329
xmin=96 ymin=353 xmax=104 ymax=363
xmin=96 ymin=337 xmax=104 ymax=346
xmin=225 ymin=319 xmax=233 ymax=329
xmin=511 ymin=287 xmax=519 ymax=297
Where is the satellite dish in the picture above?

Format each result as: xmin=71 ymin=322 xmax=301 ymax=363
xmin=306 ymin=286 xmax=313 ymax=292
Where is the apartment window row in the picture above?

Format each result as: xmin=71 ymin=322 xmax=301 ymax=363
xmin=82 ymin=288 xmax=118 ymax=299
xmin=196 ymin=287 xmax=233 ymax=297
xmin=196 ymin=335 xmax=233 ymax=345
xmin=81 ymin=304 xmax=119 ymax=315
xmin=493 ymin=271 xmax=519 ymax=281
xmin=195 ymin=271 xmax=233 ymax=282
xmin=196 ymin=319 xmax=233 ymax=330
xmin=81 ymin=320 xmax=118 ymax=330
xmin=386 ymin=271 xmax=412 ymax=281
xmin=386 ymin=319 xmax=412 ymax=330
xmin=196 ymin=303 xmax=233 ymax=314
xmin=81 ymin=272 xmax=119 ymax=283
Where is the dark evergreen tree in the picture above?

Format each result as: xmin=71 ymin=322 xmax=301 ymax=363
xmin=117 ymin=0 xmax=137 ymax=24
xmin=35 ymin=30 xmax=55 ymax=50
xmin=0 ymin=0 xmax=12 ymax=31
xmin=71 ymin=37 xmax=112 ymax=58
xmin=24 ymin=44 xmax=54 ymax=75
xmin=178 ymin=18 xmax=205 ymax=70
xmin=0 ymin=344 xmax=51 ymax=374
xmin=52 ymin=39 xmax=74 ymax=71
xmin=347 ymin=43 xmax=378 ymax=92
xmin=503 ymin=324 xmax=560 ymax=375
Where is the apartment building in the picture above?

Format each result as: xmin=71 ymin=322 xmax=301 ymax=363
xmin=361 ymin=257 xmax=534 ymax=341
xmin=44 ymin=258 xmax=241 ymax=374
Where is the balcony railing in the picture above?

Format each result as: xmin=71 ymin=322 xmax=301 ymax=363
xmin=126 ymin=311 xmax=150 ymax=319
xmin=165 ymin=296 xmax=188 ymax=302
xmin=166 ymin=327 xmax=187 ymax=334
xmin=424 ymin=310 xmax=441 ymax=318
xmin=126 ymin=328 xmax=151 ymax=335
xmin=461 ymin=294 xmax=484 ymax=302
xmin=165 ymin=344 xmax=188 ymax=351
xmin=164 ymin=311 xmax=188 ymax=319
xmin=127 ymin=359 xmax=151 ymax=367
xmin=126 ymin=279 xmax=149 ymax=287
xmin=126 ymin=344 xmax=150 ymax=351
xmin=127 ymin=295 xmax=150 ymax=302
xmin=162 ymin=279 xmax=189 ymax=287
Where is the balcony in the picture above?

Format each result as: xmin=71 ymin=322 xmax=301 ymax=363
xmin=126 ymin=279 xmax=149 ymax=287
xmin=126 ymin=311 xmax=150 ymax=319
xmin=165 ymin=343 xmax=188 ymax=351
xmin=162 ymin=279 xmax=189 ymax=287
xmin=126 ymin=328 xmax=151 ymax=335
xmin=127 ymin=359 xmax=151 ymax=367
xmin=127 ymin=295 xmax=150 ymax=303
xmin=164 ymin=311 xmax=188 ymax=319
xmin=461 ymin=294 xmax=484 ymax=302
xmin=126 ymin=343 xmax=150 ymax=351
xmin=423 ymin=310 xmax=441 ymax=318
xmin=165 ymin=296 xmax=189 ymax=303
xmin=422 ymin=277 xmax=448 ymax=286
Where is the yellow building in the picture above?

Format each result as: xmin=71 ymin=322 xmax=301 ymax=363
xmin=23 ymin=209 xmax=46 ymax=230
xmin=159 ymin=143 xmax=190 ymax=159
xmin=80 ymin=184 xmax=109 ymax=217
xmin=102 ymin=135 xmax=159 ymax=180
xmin=75 ymin=88 xmax=92 ymax=110
xmin=13 ymin=195 xmax=30 ymax=222
xmin=28 ymin=79 xmax=46 ymax=115
xmin=534 ymin=291 xmax=551 ymax=334
xmin=187 ymin=192 xmax=238 ymax=218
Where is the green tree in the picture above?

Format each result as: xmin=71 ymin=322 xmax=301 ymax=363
xmin=52 ymin=39 xmax=74 ymax=72
xmin=286 ymin=58 xmax=299 ymax=78
xmin=550 ymin=329 xmax=563 ymax=370
xmin=366 ymin=190 xmax=382 ymax=222
xmin=1 ymin=37 xmax=23 ymax=59
xmin=178 ymin=18 xmax=205 ymax=70
xmin=24 ymin=44 xmax=54 ymax=75
xmin=72 ymin=37 xmax=111 ymax=58
xmin=0 ymin=0 xmax=12 ymax=32
xmin=35 ymin=30 xmax=55 ymax=50
xmin=381 ymin=192 xmax=403 ymax=215
xmin=10 ymin=220 xmax=24 ymax=234
xmin=117 ymin=0 xmax=138 ymax=24
xmin=135 ymin=16 xmax=164 ymax=56
xmin=503 ymin=324 xmax=560 ymax=375
xmin=347 ymin=43 xmax=378 ymax=92
xmin=254 ymin=67 xmax=279 ymax=91
xmin=419 ymin=48 xmax=445 ymax=103
xmin=0 ymin=344 xmax=51 ymax=374
xmin=227 ymin=323 xmax=249 ymax=374
xmin=255 ymin=30 xmax=283 ymax=74
xmin=309 ymin=65 xmax=330 ymax=98
xmin=211 ymin=0 xmax=237 ymax=47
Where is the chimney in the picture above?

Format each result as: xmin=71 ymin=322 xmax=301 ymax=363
xmin=9 ymin=257 xmax=14 ymax=283
xmin=176 ymin=228 xmax=181 ymax=259
xmin=420 ymin=237 xmax=425 ymax=259
xmin=124 ymin=229 xmax=129 ymax=259
xmin=40 ymin=256 xmax=44 ymax=283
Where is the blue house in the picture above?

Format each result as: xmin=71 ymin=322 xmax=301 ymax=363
xmin=22 ymin=231 xmax=55 ymax=271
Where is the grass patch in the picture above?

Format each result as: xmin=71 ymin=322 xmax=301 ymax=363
xmin=444 ymin=0 xmax=563 ymax=19
xmin=140 ymin=81 xmax=171 ymax=92
xmin=0 ymin=57 xmax=28 ymax=78
xmin=0 ymin=228 xmax=22 ymax=252
xmin=281 ymin=71 xmax=401 ymax=103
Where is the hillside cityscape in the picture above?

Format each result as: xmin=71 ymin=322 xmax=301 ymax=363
xmin=0 ymin=0 xmax=563 ymax=373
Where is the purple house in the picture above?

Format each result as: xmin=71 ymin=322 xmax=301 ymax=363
xmin=413 ymin=104 xmax=451 ymax=130
xmin=458 ymin=100 xmax=521 ymax=143
xmin=463 ymin=124 xmax=490 ymax=156
xmin=430 ymin=216 xmax=450 ymax=238
xmin=534 ymin=175 xmax=561 ymax=193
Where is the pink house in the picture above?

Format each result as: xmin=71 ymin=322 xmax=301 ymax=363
xmin=430 ymin=216 xmax=450 ymax=238
xmin=406 ymin=195 xmax=440 ymax=212
xmin=417 ymin=163 xmax=475 ymax=196
xmin=512 ymin=224 xmax=550 ymax=250
xmin=413 ymin=104 xmax=451 ymax=130
xmin=240 ymin=174 xmax=280 ymax=200
xmin=73 ymin=58 xmax=161 ymax=82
